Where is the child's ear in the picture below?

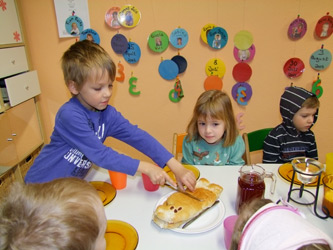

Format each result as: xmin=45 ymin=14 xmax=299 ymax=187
xmin=68 ymin=80 xmax=79 ymax=95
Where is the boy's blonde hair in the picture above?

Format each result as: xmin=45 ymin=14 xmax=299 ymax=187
xmin=186 ymin=90 xmax=238 ymax=147
xmin=61 ymin=40 xmax=116 ymax=90
xmin=302 ymin=96 xmax=320 ymax=109
xmin=0 ymin=178 xmax=104 ymax=250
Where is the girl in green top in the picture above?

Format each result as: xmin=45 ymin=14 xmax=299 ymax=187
xmin=182 ymin=90 xmax=245 ymax=166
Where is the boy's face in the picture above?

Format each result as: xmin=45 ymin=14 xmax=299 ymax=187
xmin=292 ymin=106 xmax=317 ymax=132
xmin=70 ymin=68 xmax=113 ymax=111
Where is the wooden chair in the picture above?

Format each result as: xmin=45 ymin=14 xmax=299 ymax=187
xmin=172 ymin=132 xmax=188 ymax=161
xmin=242 ymin=128 xmax=273 ymax=165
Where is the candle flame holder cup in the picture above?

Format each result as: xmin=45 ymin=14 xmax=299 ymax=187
xmin=287 ymin=157 xmax=328 ymax=219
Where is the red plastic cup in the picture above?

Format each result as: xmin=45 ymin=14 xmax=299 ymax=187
xmin=142 ymin=173 xmax=159 ymax=191
xmin=223 ymin=215 xmax=238 ymax=249
xmin=108 ymin=170 xmax=127 ymax=190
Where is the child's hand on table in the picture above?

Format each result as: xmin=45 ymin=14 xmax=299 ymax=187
xmin=166 ymin=158 xmax=196 ymax=192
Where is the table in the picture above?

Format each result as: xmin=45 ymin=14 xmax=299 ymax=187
xmin=84 ymin=164 xmax=333 ymax=250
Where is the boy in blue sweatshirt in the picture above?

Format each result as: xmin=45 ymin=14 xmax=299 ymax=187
xmin=25 ymin=40 xmax=196 ymax=191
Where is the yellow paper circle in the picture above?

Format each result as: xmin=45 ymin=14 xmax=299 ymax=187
xmin=234 ymin=30 xmax=253 ymax=50
xmin=205 ymin=58 xmax=226 ymax=78
xmin=201 ymin=23 xmax=216 ymax=44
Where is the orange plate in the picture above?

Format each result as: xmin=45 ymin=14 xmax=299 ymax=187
xmin=278 ymin=163 xmax=324 ymax=186
xmin=90 ymin=181 xmax=116 ymax=206
xmin=164 ymin=164 xmax=200 ymax=183
xmin=105 ymin=220 xmax=138 ymax=250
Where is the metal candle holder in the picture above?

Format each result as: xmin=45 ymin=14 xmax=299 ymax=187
xmin=287 ymin=157 xmax=329 ymax=219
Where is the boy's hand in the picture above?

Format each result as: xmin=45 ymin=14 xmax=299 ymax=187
xmin=166 ymin=158 xmax=196 ymax=192
xmin=138 ymin=162 xmax=176 ymax=187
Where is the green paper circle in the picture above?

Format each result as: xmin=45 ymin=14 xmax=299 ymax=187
xmin=234 ymin=30 xmax=253 ymax=50
xmin=148 ymin=30 xmax=169 ymax=53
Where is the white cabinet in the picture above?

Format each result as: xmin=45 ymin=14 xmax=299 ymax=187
xmin=0 ymin=46 xmax=28 ymax=78
xmin=0 ymin=0 xmax=23 ymax=45
xmin=0 ymin=99 xmax=43 ymax=167
xmin=0 ymin=0 xmax=43 ymax=171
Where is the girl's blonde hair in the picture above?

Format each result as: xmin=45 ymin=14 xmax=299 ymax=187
xmin=186 ymin=90 xmax=238 ymax=147
xmin=0 ymin=178 xmax=104 ymax=250
xmin=61 ymin=40 xmax=116 ymax=90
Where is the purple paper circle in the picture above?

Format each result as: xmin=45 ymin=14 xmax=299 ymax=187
xmin=231 ymin=82 xmax=252 ymax=106
xmin=111 ymin=34 xmax=128 ymax=54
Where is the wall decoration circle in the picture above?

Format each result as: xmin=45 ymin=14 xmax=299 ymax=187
xmin=232 ymin=62 xmax=252 ymax=82
xmin=309 ymin=48 xmax=332 ymax=71
xmin=170 ymin=28 xmax=189 ymax=49
xmin=233 ymin=44 xmax=256 ymax=63
xmin=205 ymin=58 xmax=226 ymax=78
xmin=118 ymin=5 xmax=141 ymax=28
xmin=148 ymin=30 xmax=169 ymax=53
xmin=105 ymin=7 xmax=121 ymax=29
xmin=65 ymin=15 xmax=84 ymax=36
xmin=200 ymin=23 xmax=216 ymax=44
xmin=123 ymin=42 xmax=141 ymax=64
xmin=207 ymin=27 xmax=228 ymax=49
xmin=231 ymin=82 xmax=252 ymax=106
xmin=111 ymin=33 xmax=128 ymax=54
xmin=283 ymin=57 xmax=305 ymax=78
xmin=80 ymin=29 xmax=100 ymax=44
xmin=315 ymin=14 xmax=333 ymax=39
xmin=204 ymin=75 xmax=223 ymax=91
xmin=288 ymin=17 xmax=307 ymax=40
xmin=159 ymin=60 xmax=179 ymax=80
xmin=234 ymin=30 xmax=253 ymax=50
xmin=171 ymin=55 xmax=187 ymax=74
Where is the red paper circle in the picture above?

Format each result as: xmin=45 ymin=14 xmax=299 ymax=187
xmin=283 ymin=58 xmax=305 ymax=79
xmin=315 ymin=15 xmax=333 ymax=39
xmin=232 ymin=62 xmax=252 ymax=82
xmin=204 ymin=76 xmax=223 ymax=90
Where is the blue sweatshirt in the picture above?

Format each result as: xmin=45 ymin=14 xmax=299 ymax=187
xmin=25 ymin=97 xmax=173 ymax=183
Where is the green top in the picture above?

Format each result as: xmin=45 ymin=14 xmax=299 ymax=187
xmin=181 ymin=135 xmax=245 ymax=166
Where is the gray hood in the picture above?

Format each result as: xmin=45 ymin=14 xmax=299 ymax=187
xmin=280 ymin=86 xmax=318 ymax=135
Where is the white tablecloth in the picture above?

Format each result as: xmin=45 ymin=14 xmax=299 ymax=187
xmin=85 ymin=164 xmax=333 ymax=250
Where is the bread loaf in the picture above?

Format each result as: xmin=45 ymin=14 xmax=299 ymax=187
xmin=153 ymin=178 xmax=223 ymax=229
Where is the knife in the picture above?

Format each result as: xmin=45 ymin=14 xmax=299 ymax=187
xmin=182 ymin=200 xmax=220 ymax=229
xmin=164 ymin=183 xmax=203 ymax=202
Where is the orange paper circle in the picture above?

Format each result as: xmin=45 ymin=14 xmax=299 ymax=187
xmin=204 ymin=75 xmax=223 ymax=90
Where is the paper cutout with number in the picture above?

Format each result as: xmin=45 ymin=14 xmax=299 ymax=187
xmin=116 ymin=62 xmax=125 ymax=82
xmin=312 ymin=78 xmax=323 ymax=99
xmin=129 ymin=76 xmax=140 ymax=95
xmin=169 ymin=79 xmax=184 ymax=103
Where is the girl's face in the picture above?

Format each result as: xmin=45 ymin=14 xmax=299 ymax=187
xmin=70 ymin=68 xmax=113 ymax=111
xmin=197 ymin=116 xmax=225 ymax=144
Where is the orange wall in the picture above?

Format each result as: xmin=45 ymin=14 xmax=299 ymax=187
xmin=18 ymin=0 xmax=333 ymax=163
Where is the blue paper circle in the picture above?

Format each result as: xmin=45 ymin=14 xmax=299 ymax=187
xmin=111 ymin=34 xmax=128 ymax=54
xmin=169 ymin=28 xmax=189 ymax=49
xmin=207 ymin=27 xmax=228 ymax=49
xmin=65 ymin=15 xmax=84 ymax=36
xmin=310 ymin=48 xmax=332 ymax=71
xmin=158 ymin=60 xmax=179 ymax=80
xmin=80 ymin=29 xmax=100 ymax=44
xmin=123 ymin=42 xmax=141 ymax=64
